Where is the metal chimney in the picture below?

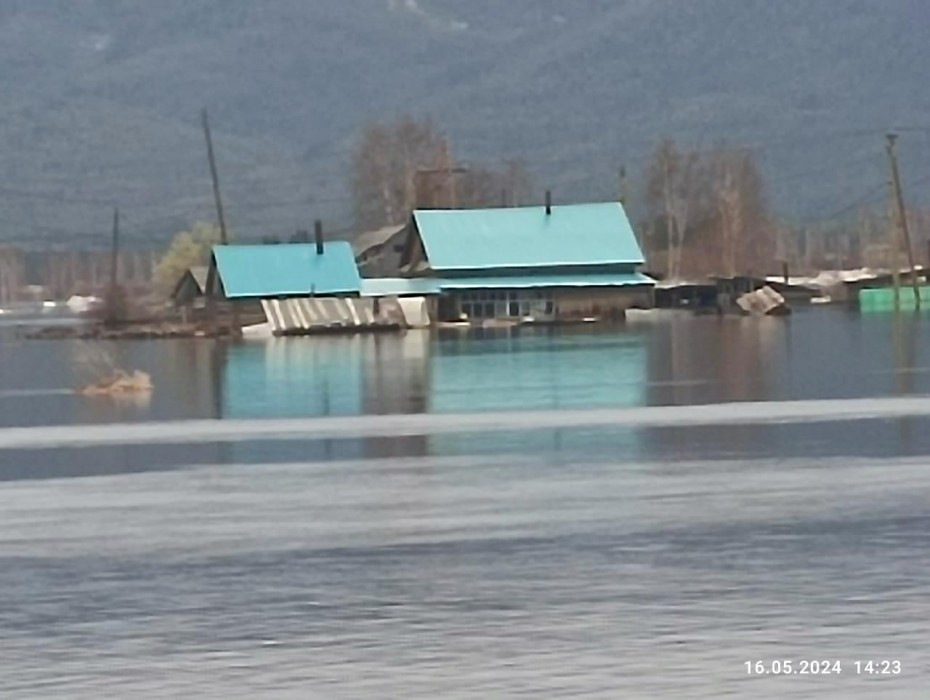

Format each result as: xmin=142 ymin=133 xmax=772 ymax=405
xmin=545 ymin=190 xmax=552 ymax=215
xmin=314 ymin=220 xmax=323 ymax=255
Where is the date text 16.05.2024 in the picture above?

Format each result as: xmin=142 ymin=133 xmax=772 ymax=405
xmin=745 ymin=660 xmax=901 ymax=675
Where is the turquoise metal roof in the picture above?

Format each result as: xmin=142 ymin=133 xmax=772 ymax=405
xmin=413 ymin=202 xmax=645 ymax=271
xmin=213 ymin=242 xmax=361 ymax=298
xmin=360 ymin=277 xmax=442 ymax=297
xmin=436 ymin=272 xmax=654 ymax=290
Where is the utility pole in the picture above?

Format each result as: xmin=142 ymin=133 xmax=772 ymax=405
xmin=886 ymin=132 xmax=920 ymax=308
xmin=107 ymin=207 xmax=120 ymax=324
xmin=619 ymin=165 xmax=629 ymax=207
xmin=202 ymin=108 xmax=229 ymax=245
xmin=439 ymin=138 xmax=457 ymax=209
xmin=202 ymin=108 xmax=238 ymax=334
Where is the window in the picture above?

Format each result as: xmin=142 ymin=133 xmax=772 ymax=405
xmin=456 ymin=290 xmax=555 ymax=320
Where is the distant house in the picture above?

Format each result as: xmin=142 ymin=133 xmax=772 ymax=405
xmin=352 ymin=224 xmax=407 ymax=277
xmin=172 ymin=266 xmax=208 ymax=305
xmin=391 ymin=201 xmax=654 ymax=323
xmin=206 ymin=239 xmax=384 ymax=334
xmin=208 ymin=240 xmax=361 ymax=300
xmin=170 ymin=265 xmax=209 ymax=322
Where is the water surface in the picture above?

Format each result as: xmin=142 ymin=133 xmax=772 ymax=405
xmin=1 ymin=308 xmax=928 ymax=697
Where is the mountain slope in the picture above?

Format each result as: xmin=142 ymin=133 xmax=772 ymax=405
xmin=0 ymin=0 xmax=927 ymax=249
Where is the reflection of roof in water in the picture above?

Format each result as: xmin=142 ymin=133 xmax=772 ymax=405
xmin=429 ymin=333 xmax=648 ymax=414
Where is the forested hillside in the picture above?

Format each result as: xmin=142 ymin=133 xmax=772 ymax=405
xmin=0 ymin=0 xmax=927 ymax=249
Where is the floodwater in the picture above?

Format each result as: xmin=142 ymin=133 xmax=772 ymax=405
xmin=1 ymin=308 xmax=929 ymax=697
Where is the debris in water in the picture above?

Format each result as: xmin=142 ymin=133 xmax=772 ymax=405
xmin=79 ymin=370 xmax=153 ymax=396
xmin=73 ymin=341 xmax=154 ymax=397
xmin=736 ymin=285 xmax=790 ymax=315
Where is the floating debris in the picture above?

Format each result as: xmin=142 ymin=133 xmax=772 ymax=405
xmin=736 ymin=285 xmax=789 ymax=316
xmin=79 ymin=370 xmax=153 ymax=396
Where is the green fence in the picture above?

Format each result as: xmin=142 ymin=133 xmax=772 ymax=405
xmin=859 ymin=285 xmax=930 ymax=312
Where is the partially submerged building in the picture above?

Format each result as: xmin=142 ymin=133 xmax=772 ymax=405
xmin=206 ymin=238 xmax=405 ymax=335
xmin=352 ymin=224 xmax=406 ymax=277
xmin=391 ymin=200 xmax=654 ymax=323
xmin=202 ymin=200 xmax=655 ymax=333
xmin=171 ymin=265 xmax=209 ymax=321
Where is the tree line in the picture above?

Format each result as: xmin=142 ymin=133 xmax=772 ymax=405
xmin=150 ymin=116 xmax=925 ymax=301
xmin=350 ymin=118 xmax=781 ymax=278
xmin=351 ymin=117 xmax=532 ymax=230
xmin=350 ymin=116 xmax=930 ymax=279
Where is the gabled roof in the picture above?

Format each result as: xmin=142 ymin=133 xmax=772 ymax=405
xmin=412 ymin=202 xmax=644 ymax=271
xmin=212 ymin=242 xmax=362 ymax=298
xmin=171 ymin=265 xmax=209 ymax=300
xmin=188 ymin=266 xmax=209 ymax=293
xmin=351 ymin=224 xmax=406 ymax=257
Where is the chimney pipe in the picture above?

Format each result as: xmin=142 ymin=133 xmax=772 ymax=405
xmin=545 ymin=190 xmax=552 ymax=215
xmin=314 ymin=220 xmax=323 ymax=255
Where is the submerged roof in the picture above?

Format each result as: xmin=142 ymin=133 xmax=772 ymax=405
xmin=413 ymin=202 xmax=644 ymax=271
xmin=213 ymin=242 xmax=362 ymax=298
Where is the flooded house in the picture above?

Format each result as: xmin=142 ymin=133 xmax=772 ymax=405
xmin=378 ymin=198 xmax=654 ymax=325
xmin=352 ymin=224 xmax=406 ymax=278
xmin=171 ymin=266 xmax=209 ymax=321
xmin=206 ymin=235 xmax=404 ymax=335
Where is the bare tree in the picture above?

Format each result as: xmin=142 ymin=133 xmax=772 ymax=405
xmin=646 ymin=138 xmax=707 ymax=278
xmin=456 ymin=159 xmax=534 ymax=210
xmin=713 ymin=152 xmax=743 ymax=277
xmin=644 ymin=140 xmax=774 ymax=277
xmin=351 ymin=117 xmax=447 ymax=230
xmin=704 ymin=147 xmax=773 ymax=277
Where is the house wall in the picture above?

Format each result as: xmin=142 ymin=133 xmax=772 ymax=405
xmin=552 ymin=287 xmax=652 ymax=320
xmin=438 ymin=286 xmax=652 ymax=324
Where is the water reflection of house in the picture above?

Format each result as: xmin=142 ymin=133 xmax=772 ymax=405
xmin=427 ymin=328 xmax=648 ymax=458
xmin=391 ymin=200 xmax=654 ymax=324
xmin=221 ymin=334 xmax=430 ymax=461
xmin=222 ymin=337 xmax=367 ymax=462
xmin=361 ymin=332 xmax=431 ymax=458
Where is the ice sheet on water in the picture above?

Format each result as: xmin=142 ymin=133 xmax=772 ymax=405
xmin=0 ymin=396 xmax=929 ymax=450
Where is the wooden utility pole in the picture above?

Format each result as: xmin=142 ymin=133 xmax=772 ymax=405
xmin=202 ymin=108 xmax=239 ymax=334
xmin=202 ymin=108 xmax=229 ymax=245
xmin=439 ymin=138 xmax=457 ymax=209
xmin=619 ymin=165 xmax=628 ymax=207
xmin=109 ymin=208 xmax=119 ymax=293
xmin=887 ymin=198 xmax=900 ymax=307
xmin=107 ymin=207 xmax=120 ymax=324
xmin=886 ymin=132 xmax=920 ymax=308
